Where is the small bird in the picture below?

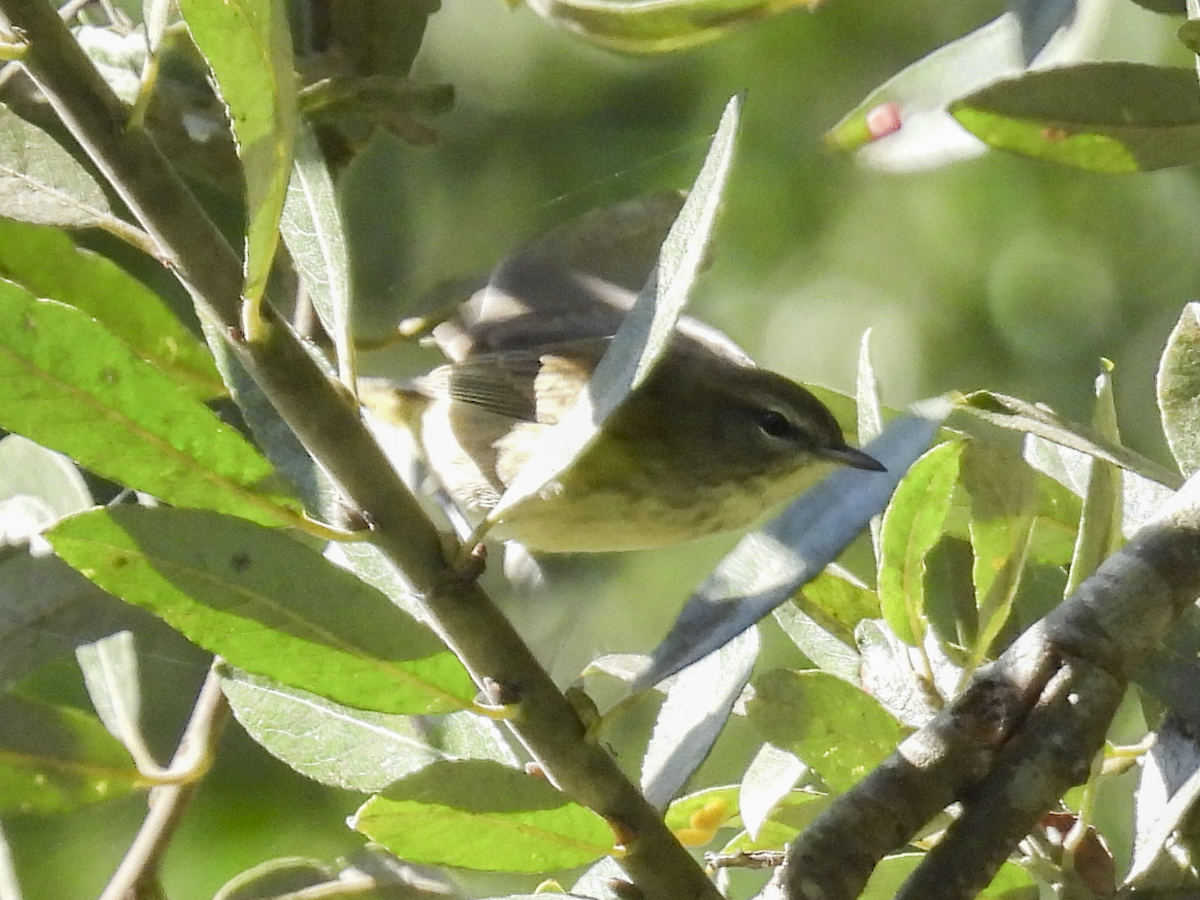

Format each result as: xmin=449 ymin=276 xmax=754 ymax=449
xmin=360 ymin=194 xmax=883 ymax=553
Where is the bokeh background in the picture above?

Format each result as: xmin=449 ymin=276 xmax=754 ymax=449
xmin=9 ymin=0 xmax=1200 ymax=896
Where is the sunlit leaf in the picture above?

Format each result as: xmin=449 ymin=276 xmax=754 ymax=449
xmin=877 ymin=439 xmax=964 ymax=646
xmin=221 ymin=666 xmax=516 ymax=791
xmin=352 ymin=760 xmax=614 ymax=872
xmin=0 ymin=217 xmax=222 ymax=399
xmin=747 ymin=669 xmax=903 ymax=793
xmin=48 ymin=507 xmax=476 ymax=715
xmin=952 ymin=63 xmax=1200 ymax=173
xmin=0 ymin=284 xmax=298 ymax=526
xmin=178 ymin=0 xmax=296 ymax=303
xmin=486 ymin=95 xmax=740 ymax=532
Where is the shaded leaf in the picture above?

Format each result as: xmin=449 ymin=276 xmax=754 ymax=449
xmin=0 ymin=216 xmax=222 ymax=399
xmin=747 ymin=670 xmax=903 ymax=792
xmin=523 ymin=0 xmax=823 ymax=53
xmin=220 ymin=666 xmax=516 ymax=792
xmin=952 ymin=63 xmax=1200 ymax=173
xmin=47 ymin=507 xmax=475 ymax=715
xmin=0 ymin=552 xmax=146 ymax=689
xmin=352 ymin=760 xmax=614 ymax=872
xmin=0 ymin=693 xmax=142 ymax=814
xmin=0 ymin=284 xmax=299 ymax=526
xmin=0 ymin=106 xmax=139 ymax=245
xmin=960 ymin=441 xmax=1036 ymax=663
xmin=1158 ymin=302 xmax=1200 ymax=476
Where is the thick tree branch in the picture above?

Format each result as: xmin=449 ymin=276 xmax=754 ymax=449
xmin=0 ymin=2 xmax=721 ymax=898
xmin=767 ymin=471 xmax=1200 ymax=900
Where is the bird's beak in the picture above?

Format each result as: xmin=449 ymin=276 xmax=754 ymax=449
xmin=822 ymin=445 xmax=886 ymax=472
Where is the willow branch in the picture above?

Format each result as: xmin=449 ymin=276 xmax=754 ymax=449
xmin=767 ymin=471 xmax=1200 ymax=900
xmin=0 ymin=3 xmax=720 ymax=898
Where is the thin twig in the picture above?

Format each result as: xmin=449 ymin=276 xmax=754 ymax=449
xmin=99 ymin=664 xmax=229 ymax=900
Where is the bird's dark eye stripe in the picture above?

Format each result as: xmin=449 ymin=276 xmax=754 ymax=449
xmin=754 ymin=408 xmax=800 ymax=440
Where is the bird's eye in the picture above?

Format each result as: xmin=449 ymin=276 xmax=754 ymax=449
xmin=753 ymin=408 xmax=799 ymax=440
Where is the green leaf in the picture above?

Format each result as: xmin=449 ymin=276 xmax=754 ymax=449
xmin=1157 ymin=302 xmax=1200 ymax=476
xmin=177 ymin=0 xmax=296 ymax=304
xmin=351 ymin=760 xmax=614 ymax=872
xmin=951 ymin=63 xmax=1200 ymax=172
xmin=960 ymin=441 xmax=1036 ymax=663
xmin=220 ymin=666 xmax=516 ymax=791
xmin=0 ymin=217 xmax=223 ymax=399
xmin=877 ymin=439 xmax=965 ymax=646
xmin=0 ymin=693 xmax=142 ymax=814
xmin=746 ymin=670 xmax=903 ymax=793
xmin=1066 ymin=363 xmax=1125 ymax=594
xmin=0 ymin=283 xmax=299 ymax=526
xmin=776 ymin=570 xmax=876 ymax=683
xmin=961 ymin=391 xmax=1182 ymax=489
xmin=522 ymin=0 xmax=823 ymax=53
xmin=0 ymin=106 xmax=144 ymax=249
xmin=0 ymin=552 xmax=143 ymax=690
xmin=280 ymin=120 xmax=354 ymax=380
xmin=47 ymin=507 xmax=476 ymax=715
xmin=487 ymin=94 xmax=740 ymax=532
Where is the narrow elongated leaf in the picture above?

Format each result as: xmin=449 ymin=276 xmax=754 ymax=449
xmin=746 ymin=670 xmax=903 ymax=793
xmin=952 ymin=63 xmax=1200 ymax=173
xmin=47 ymin=507 xmax=475 ymax=715
xmin=1158 ymin=303 xmax=1200 ymax=476
xmin=486 ymin=95 xmax=740 ymax=533
xmin=280 ymin=120 xmax=354 ymax=383
xmin=960 ymin=441 xmax=1036 ymax=663
xmin=0 ymin=217 xmax=222 ymax=399
xmin=524 ymin=0 xmax=823 ymax=53
xmin=962 ymin=391 xmax=1182 ymax=489
xmin=877 ymin=439 xmax=964 ymax=646
xmin=641 ymin=627 xmax=758 ymax=809
xmin=0 ymin=284 xmax=299 ymax=526
xmin=352 ymin=760 xmax=614 ymax=872
xmin=221 ymin=666 xmax=516 ymax=791
xmin=739 ymin=744 xmax=806 ymax=841
xmin=0 ymin=693 xmax=143 ymax=814
xmin=1066 ymin=364 xmax=1124 ymax=594
xmin=177 ymin=0 xmax=296 ymax=303
xmin=633 ymin=402 xmax=948 ymax=692
xmin=76 ymin=631 xmax=156 ymax=771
